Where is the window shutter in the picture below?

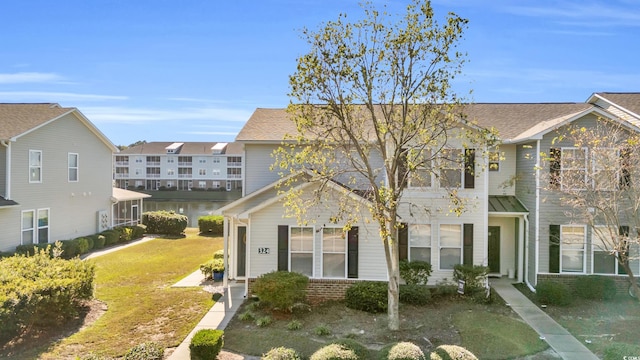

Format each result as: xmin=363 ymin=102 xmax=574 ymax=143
xmin=347 ymin=227 xmax=359 ymax=278
xmin=464 ymin=149 xmax=475 ymax=189
xmin=550 ymin=148 xmax=561 ymax=187
xmin=399 ymin=223 xmax=408 ymax=261
xmin=549 ymin=225 xmax=560 ymax=273
xmin=277 ymin=225 xmax=289 ymax=271
xmin=618 ymin=226 xmax=629 ymax=275
xmin=463 ymin=223 xmax=473 ymax=266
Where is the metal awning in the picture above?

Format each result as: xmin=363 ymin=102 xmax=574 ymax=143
xmin=488 ymin=195 xmax=528 ymax=214
xmin=0 ymin=196 xmax=19 ymax=208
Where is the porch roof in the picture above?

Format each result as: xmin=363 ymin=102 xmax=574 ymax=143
xmin=488 ymin=195 xmax=528 ymax=214
xmin=112 ymin=187 xmax=151 ymax=202
xmin=0 ymin=196 xmax=19 ymax=207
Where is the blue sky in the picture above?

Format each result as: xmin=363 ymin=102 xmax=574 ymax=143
xmin=1 ymin=1 xmax=639 ymax=146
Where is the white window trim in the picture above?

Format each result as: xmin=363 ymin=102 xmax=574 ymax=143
xmin=409 ymin=224 xmax=432 ymax=262
xmin=439 ymin=148 xmax=463 ymax=189
xmin=68 ymin=152 xmax=79 ymax=182
xmin=438 ymin=223 xmax=463 ymax=271
xmin=591 ymin=226 xmax=617 ymax=274
xmin=37 ymin=208 xmax=50 ymax=244
xmin=29 ymin=149 xmax=42 ymax=183
xmin=199 ymin=169 xmax=206 ymax=176
xmin=21 ymin=210 xmax=35 ymax=245
xmin=289 ymin=226 xmax=315 ymax=277
xmin=321 ymin=227 xmax=347 ymax=278
xmin=560 ymin=224 xmax=587 ymax=274
xmin=488 ymin=151 xmax=500 ymax=172
xmin=560 ymin=147 xmax=588 ymax=191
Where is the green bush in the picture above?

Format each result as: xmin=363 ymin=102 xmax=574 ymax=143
xmin=603 ymin=342 xmax=640 ymax=360
xmin=123 ymin=342 xmax=164 ymax=360
xmin=85 ymin=235 xmax=95 ymax=251
xmin=189 ymin=329 xmax=224 ymax=360
xmin=310 ymin=344 xmax=358 ymax=360
xmin=331 ymin=339 xmax=369 ymax=360
xmin=536 ymin=281 xmax=573 ymax=306
xmin=262 ymin=347 xmax=302 ymax=360
xmin=345 ymin=281 xmax=387 ymax=313
xmin=252 ymin=271 xmax=309 ymax=312
xmin=101 ymin=229 xmax=120 ymax=246
xmin=453 ymin=264 xmax=489 ymax=291
xmin=61 ymin=238 xmax=81 ymax=258
xmin=198 ymin=215 xmax=224 ymax=235
xmin=76 ymin=237 xmax=90 ymax=255
xmin=93 ymin=234 xmax=106 ymax=249
xmin=399 ymin=260 xmax=432 ymax=285
xmin=429 ymin=345 xmax=477 ymax=360
xmin=213 ymin=249 xmax=224 ymax=259
xmin=0 ymin=243 xmax=95 ymax=341
xmin=314 ymin=324 xmax=331 ymax=336
xmin=142 ymin=211 xmax=188 ymax=236
xmin=200 ymin=259 xmax=225 ymax=279
xmin=399 ymin=284 xmax=431 ymax=305
xmin=256 ymin=316 xmax=273 ymax=327
xmin=388 ymin=342 xmax=425 ymax=360
xmin=15 ymin=243 xmax=50 ymax=256
xmin=286 ymin=319 xmax=302 ymax=330
xmin=575 ymin=275 xmax=617 ymax=300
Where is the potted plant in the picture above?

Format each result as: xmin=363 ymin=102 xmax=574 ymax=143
xmin=200 ymin=258 xmax=225 ymax=281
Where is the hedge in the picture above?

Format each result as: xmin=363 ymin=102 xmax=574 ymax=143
xmin=142 ymin=210 xmax=188 ymax=236
xmin=189 ymin=329 xmax=224 ymax=360
xmin=252 ymin=271 xmax=309 ymax=312
xmin=0 ymin=243 xmax=95 ymax=341
xmin=198 ymin=215 xmax=224 ymax=235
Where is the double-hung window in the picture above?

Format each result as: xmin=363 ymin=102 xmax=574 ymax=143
xmin=409 ymin=224 xmax=431 ymax=262
xmin=561 ymin=148 xmax=587 ymax=190
xmin=439 ymin=224 xmax=462 ymax=270
xmin=322 ymin=228 xmax=346 ymax=278
xmin=592 ymin=227 xmax=616 ymax=274
xmin=21 ymin=210 xmax=35 ymax=245
xmin=591 ymin=148 xmax=617 ymax=191
xmin=408 ymin=149 xmax=432 ymax=188
xmin=29 ymin=150 xmax=42 ymax=183
xmin=440 ymin=149 xmax=462 ymax=188
xmin=68 ymin=153 xmax=79 ymax=182
xmin=290 ymin=227 xmax=314 ymax=276
xmin=488 ymin=151 xmax=500 ymax=172
xmin=561 ymin=225 xmax=586 ymax=273
xmin=37 ymin=209 xmax=49 ymax=243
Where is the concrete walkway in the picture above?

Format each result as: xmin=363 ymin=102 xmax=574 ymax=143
xmin=168 ymin=274 xmax=247 ymax=360
xmin=490 ymin=278 xmax=599 ymax=360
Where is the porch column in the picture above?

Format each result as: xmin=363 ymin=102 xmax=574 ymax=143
xmin=223 ymin=217 xmax=229 ymax=287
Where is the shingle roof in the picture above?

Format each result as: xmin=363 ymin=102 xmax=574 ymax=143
xmin=0 ymin=103 xmax=74 ymax=140
xmin=119 ymin=141 xmax=243 ymax=155
xmin=594 ymin=92 xmax=640 ymax=117
xmin=236 ymin=103 xmax=596 ymax=143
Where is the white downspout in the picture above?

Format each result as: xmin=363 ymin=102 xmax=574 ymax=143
xmin=534 ymin=140 xmax=541 ymax=288
xmin=523 ymin=214 xmax=534 ymax=290
xmin=2 ymin=140 xmax=11 ymax=200
xmin=483 ymin=145 xmax=489 ymax=266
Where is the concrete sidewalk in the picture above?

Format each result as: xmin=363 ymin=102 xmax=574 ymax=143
xmin=490 ymin=278 xmax=599 ymax=360
xmin=168 ymin=276 xmax=247 ymax=360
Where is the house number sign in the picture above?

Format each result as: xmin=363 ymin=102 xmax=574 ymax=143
xmin=258 ymin=247 xmax=270 ymax=254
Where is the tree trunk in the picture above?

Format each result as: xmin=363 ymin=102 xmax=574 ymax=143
xmin=383 ymin=219 xmax=401 ymax=331
xmin=620 ymin=260 xmax=640 ymax=299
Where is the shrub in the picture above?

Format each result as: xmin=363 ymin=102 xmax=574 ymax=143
xmin=345 ymin=281 xmax=387 ymax=313
xmin=142 ymin=210 xmax=188 ymax=236
xmin=85 ymin=235 xmax=95 ymax=251
xmin=575 ymin=275 xmax=617 ymax=300
xmin=256 ymin=316 xmax=273 ymax=327
xmin=93 ymin=234 xmax=106 ymax=249
xmin=262 ymin=347 xmax=302 ymax=360
xmin=101 ymin=229 xmax=120 ymax=246
xmin=331 ymin=339 xmax=369 ymax=360
xmin=399 ymin=284 xmax=431 ymax=305
xmin=61 ymin=238 xmax=81 ymax=259
xmin=453 ymin=264 xmax=489 ymax=291
xmin=314 ymin=324 xmax=331 ymax=336
xmin=123 ymin=342 xmax=164 ymax=360
xmin=200 ymin=259 xmax=225 ymax=280
xmin=429 ymin=345 xmax=478 ymax=360
xmin=213 ymin=249 xmax=224 ymax=259
xmin=287 ymin=319 xmax=302 ymax=330
xmin=76 ymin=237 xmax=90 ymax=255
xmin=189 ymin=329 xmax=224 ymax=360
xmin=536 ymin=281 xmax=573 ymax=306
xmin=399 ymin=260 xmax=432 ymax=285
xmin=15 ymin=243 xmax=50 ymax=256
xmin=198 ymin=215 xmax=224 ymax=235
xmin=388 ymin=342 xmax=425 ymax=360
xmin=239 ymin=311 xmax=255 ymax=322
xmin=252 ymin=271 xmax=308 ymax=311
xmin=0 ymin=243 xmax=95 ymax=341
xmin=310 ymin=344 xmax=358 ymax=360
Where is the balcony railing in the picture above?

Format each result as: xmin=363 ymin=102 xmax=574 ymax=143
xmin=115 ymin=161 xmax=129 ymax=166
xmin=147 ymin=161 xmax=160 ymax=166
xmin=227 ymin=174 xmax=242 ymax=179
xmin=178 ymin=162 xmax=193 ymax=166
xmin=178 ymin=174 xmax=193 ymax=178
xmin=146 ymin=174 xmax=161 ymax=178
xmin=227 ymin=161 xmax=242 ymax=167
xmin=114 ymin=173 xmax=129 ymax=179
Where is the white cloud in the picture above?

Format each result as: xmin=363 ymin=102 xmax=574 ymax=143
xmin=82 ymin=106 xmax=253 ymax=124
xmin=0 ymin=72 xmax=64 ymax=84
xmin=0 ymin=91 xmax=127 ymax=102
xmin=503 ymin=2 xmax=640 ymax=27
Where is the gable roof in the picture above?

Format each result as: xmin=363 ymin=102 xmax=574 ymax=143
xmin=119 ymin=141 xmax=243 ymax=155
xmin=592 ymin=92 xmax=640 ymax=118
xmin=0 ymin=103 xmax=117 ymax=152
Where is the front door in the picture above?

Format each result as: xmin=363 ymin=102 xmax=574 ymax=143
xmin=488 ymin=226 xmax=501 ymax=273
xmin=236 ymin=226 xmax=247 ymax=277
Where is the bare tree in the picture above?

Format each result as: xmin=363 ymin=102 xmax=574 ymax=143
xmin=274 ymin=0 xmax=494 ymax=330
xmin=542 ymin=119 xmax=640 ymax=298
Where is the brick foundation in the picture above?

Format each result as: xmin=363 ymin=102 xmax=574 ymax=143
xmin=247 ymin=278 xmax=359 ymax=303
xmin=537 ymin=273 xmax=635 ymax=295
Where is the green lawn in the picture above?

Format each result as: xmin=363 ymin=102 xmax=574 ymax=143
xmin=41 ymin=228 xmax=221 ymax=359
